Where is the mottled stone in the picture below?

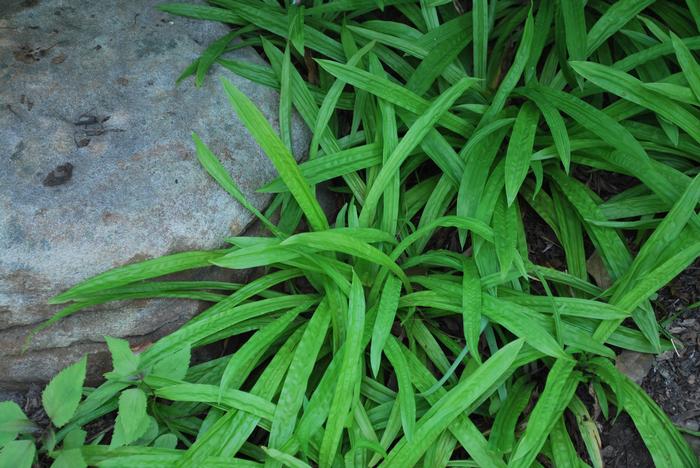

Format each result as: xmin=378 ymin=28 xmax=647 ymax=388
xmin=0 ymin=0 xmax=308 ymax=391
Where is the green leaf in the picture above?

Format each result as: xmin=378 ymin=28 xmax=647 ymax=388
xmin=612 ymin=173 xmax=700 ymax=305
xmin=586 ymin=0 xmax=655 ymax=55
xmin=560 ymin=0 xmax=586 ymax=64
xmin=0 ymin=402 xmax=33 ymax=446
xmin=509 ymin=359 xmax=580 ymax=468
xmin=687 ymin=0 xmax=700 ymax=31
xmin=260 ymin=143 xmax=383 ymax=193
xmin=472 ymin=0 xmax=488 ymax=80
xmin=570 ymin=61 xmax=700 ymax=145
xmin=493 ymin=194 xmax=518 ymax=276
xmin=520 ymin=85 xmax=649 ymax=166
xmin=220 ymin=77 xmax=329 ymax=231
xmin=488 ymin=377 xmax=534 ymax=454
xmin=360 ymin=77 xmax=476 ymax=226
xmin=219 ymin=305 xmax=304 ymax=392
xmin=153 ymin=383 xmax=275 ymax=419
xmin=399 ymin=341 xmax=508 ymax=467
xmin=269 ymin=300 xmax=330 ymax=450
xmin=264 ymin=447 xmax=311 ymax=468
xmin=372 ymin=54 xmax=401 ymax=237
xmin=671 ymin=32 xmax=700 ymax=103
xmin=50 ymin=250 xmax=224 ymax=304
xmin=0 ymin=440 xmax=35 ymax=468
xmin=153 ymin=434 xmax=178 ymax=449
xmin=384 ymin=337 xmax=416 ymax=441
xmin=406 ymin=16 xmax=471 ymax=94
xmin=549 ymin=417 xmax=579 ymax=468
xmin=615 ymin=241 xmax=700 ymax=315
xmin=51 ymin=449 xmax=87 ymax=468
xmin=461 ymin=258 xmax=482 ymax=364
xmin=370 ymin=275 xmax=402 ymax=377
xmin=457 ymin=129 xmax=508 ymax=246
xmin=158 ymin=4 xmax=241 ymax=24
xmin=482 ymin=296 xmax=569 ymax=360
xmin=618 ymin=369 xmax=697 ymax=467
xmin=288 ymin=6 xmax=305 ymax=54
xmin=42 ymin=356 xmax=87 ymax=428
xmin=63 ymin=428 xmax=87 ymax=449
xmin=382 ymin=339 xmax=524 ymax=466
xmin=316 ymin=60 xmax=475 ymax=135
xmin=482 ymin=9 xmax=534 ymax=122
xmin=141 ymin=294 xmax=317 ymax=367
xmin=280 ymin=231 xmax=410 ymax=287
xmin=179 ymin=329 xmax=304 ymax=464
xmin=279 ymin=45 xmax=293 ymax=152
xmin=151 ymin=344 xmax=190 ymax=381
xmin=505 ymin=102 xmax=539 ymax=205
xmin=309 ymin=42 xmax=376 ymax=160
xmin=550 ymin=169 xmax=632 ymax=280
xmin=105 ymin=337 xmax=139 ymax=378
xmin=318 ymin=272 xmax=365 ymax=467
xmin=391 ymin=216 xmax=495 ymax=260
xmin=215 ymin=0 xmax=343 ymax=60
xmin=195 ymin=31 xmax=236 ymax=87
xmin=569 ymin=396 xmax=603 ymax=468
xmin=110 ymin=388 xmax=149 ymax=448
xmin=192 ymin=133 xmax=284 ymax=237
xmin=526 ymin=92 xmax=570 ymax=171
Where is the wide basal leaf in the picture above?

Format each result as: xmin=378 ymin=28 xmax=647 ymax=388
xmin=110 ymin=388 xmax=149 ymax=448
xmin=0 ymin=440 xmax=35 ymax=468
xmin=42 ymin=356 xmax=87 ymax=428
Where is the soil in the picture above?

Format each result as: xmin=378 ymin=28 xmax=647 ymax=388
xmin=599 ymin=413 xmax=654 ymax=467
xmin=600 ymin=302 xmax=700 ymax=467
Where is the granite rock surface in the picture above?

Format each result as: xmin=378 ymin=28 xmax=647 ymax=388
xmin=0 ymin=0 xmax=307 ymax=391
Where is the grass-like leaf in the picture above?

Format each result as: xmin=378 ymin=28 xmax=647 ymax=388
xmin=220 ymin=78 xmax=329 ymax=231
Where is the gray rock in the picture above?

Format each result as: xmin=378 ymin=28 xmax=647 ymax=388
xmin=0 ymin=0 xmax=308 ymax=391
xmin=615 ymin=350 xmax=654 ymax=385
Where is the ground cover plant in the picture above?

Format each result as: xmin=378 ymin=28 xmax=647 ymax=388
xmin=2 ymin=0 xmax=700 ymax=466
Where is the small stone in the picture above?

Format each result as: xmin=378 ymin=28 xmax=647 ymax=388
xmin=616 ymin=351 xmax=654 ymax=384
xmin=684 ymin=420 xmax=699 ymax=432
xmin=601 ymin=446 xmax=615 ymax=459
xmin=657 ymin=350 xmax=676 ymax=361
xmin=587 ymin=251 xmax=612 ymax=289
xmin=42 ymin=162 xmax=73 ymax=186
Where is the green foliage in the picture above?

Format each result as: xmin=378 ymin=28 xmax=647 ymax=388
xmin=42 ymin=355 xmax=87 ymax=428
xmin=0 ymin=402 xmax=36 ymax=447
xmin=110 ymin=389 xmax=150 ymax=448
xmin=2 ymin=0 xmax=700 ymax=466
xmin=0 ymin=440 xmax=35 ymax=468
